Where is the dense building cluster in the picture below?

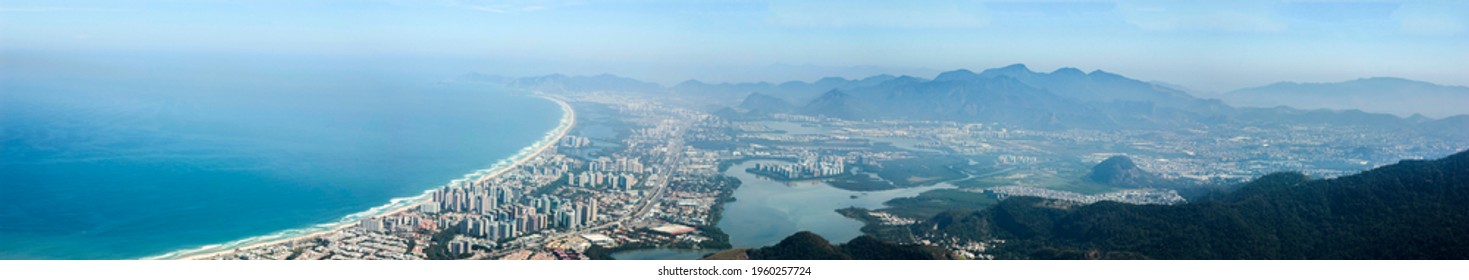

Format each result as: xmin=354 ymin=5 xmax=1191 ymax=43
xmin=748 ymin=155 xmax=846 ymax=179
xmin=201 ymin=90 xmax=1466 ymax=261
xmin=983 ymin=186 xmax=1186 ymax=205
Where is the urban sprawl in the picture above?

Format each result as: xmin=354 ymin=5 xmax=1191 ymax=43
xmin=204 ymin=91 xmax=1464 ymax=260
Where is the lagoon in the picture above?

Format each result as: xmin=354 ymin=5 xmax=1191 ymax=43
xmin=611 ymin=160 xmax=949 ymax=260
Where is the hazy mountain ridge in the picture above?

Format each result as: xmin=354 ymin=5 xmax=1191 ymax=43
xmin=1224 ymin=77 xmax=1469 ymax=118
xmin=467 ymin=66 xmax=1465 ymax=134
xmin=805 ymin=74 xmax=1108 ymax=128
xmin=737 ymin=92 xmax=796 ymax=113
xmin=501 ymin=73 xmax=667 ymax=94
xmin=669 ymin=75 xmax=902 ymax=106
xmin=970 ymin=64 xmax=1207 ymax=110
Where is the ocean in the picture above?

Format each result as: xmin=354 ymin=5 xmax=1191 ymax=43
xmin=0 ymin=52 xmax=562 ymax=259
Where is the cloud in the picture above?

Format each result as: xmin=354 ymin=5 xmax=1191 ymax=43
xmin=449 ymin=0 xmax=575 ymax=14
xmin=1392 ymin=1 xmax=1468 ymax=36
xmin=468 ymin=5 xmax=510 ymax=13
xmin=0 ymin=6 xmax=137 ymax=13
xmin=984 ymin=1 xmax=1117 ymax=18
xmin=1281 ymin=1 xmax=1400 ymax=24
xmin=1117 ymin=1 xmax=1287 ymax=33
xmin=767 ymin=0 xmax=989 ymax=29
xmin=1398 ymin=15 xmax=1465 ymax=36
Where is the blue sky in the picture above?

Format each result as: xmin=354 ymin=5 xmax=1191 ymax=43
xmin=2 ymin=0 xmax=1466 ymax=91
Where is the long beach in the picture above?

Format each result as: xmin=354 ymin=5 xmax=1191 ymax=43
xmin=150 ymin=94 xmax=575 ymax=260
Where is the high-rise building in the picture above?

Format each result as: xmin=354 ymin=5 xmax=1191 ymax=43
xmin=419 ymin=203 xmax=441 ymax=214
xmin=448 ymin=240 xmax=473 ymax=256
xmin=554 ymin=208 xmax=575 ymax=229
xmin=496 ymin=220 xmax=517 ymax=240
xmin=360 ymin=218 xmax=386 ymax=232
xmin=575 ymin=200 xmax=599 ymax=227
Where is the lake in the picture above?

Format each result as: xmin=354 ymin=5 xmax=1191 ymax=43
xmin=611 ymin=160 xmax=950 ymax=260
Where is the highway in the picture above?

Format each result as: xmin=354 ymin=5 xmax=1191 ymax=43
xmin=572 ymin=136 xmax=684 ymax=235
xmin=484 ymin=112 xmax=687 ymax=259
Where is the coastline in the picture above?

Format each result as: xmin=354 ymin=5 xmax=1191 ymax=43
xmin=147 ymin=94 xmax=575 ymax=260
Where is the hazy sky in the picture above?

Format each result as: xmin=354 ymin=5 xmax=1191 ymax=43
xmin=3 ymin=0 xmax=1466 ymax=92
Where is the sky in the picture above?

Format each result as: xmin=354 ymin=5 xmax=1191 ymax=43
xmin=2 ymin=0 xmax=1466 ymax=92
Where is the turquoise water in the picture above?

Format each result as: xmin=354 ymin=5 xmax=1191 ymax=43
xmin=0 ymin=53 xmax=561 ymax=259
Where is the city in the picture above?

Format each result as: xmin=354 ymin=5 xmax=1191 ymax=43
xmin=203 ymin=87 xmax=1466 ymax=260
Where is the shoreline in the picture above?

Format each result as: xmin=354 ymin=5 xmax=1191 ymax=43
xmin=146 ymin=94 xmax=576 ymax=260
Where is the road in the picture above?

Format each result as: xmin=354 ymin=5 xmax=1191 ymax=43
xmin=537 ymin=125 xmax=686 ymax=242
xmin=572 ymin=137 xmax=684 ymax=235
xmin=487 ymin=114 xmax=687 ymax=259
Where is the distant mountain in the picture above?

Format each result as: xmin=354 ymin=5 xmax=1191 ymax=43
xmin=470 ymin=67 xmax=1467 ymax=136
xmin=737 ymin=92 xmax=796 ymax=113
xmin=795 ymin=66 xmax=1229 ymax=129
xmin=704 ymin=231 xmax=950 ymax=260
xmin=1224 ymin=77 xmax=1469 ymax=118
xmin=798 ymin=89 xmax=870 ymax=120
xmin=925 ymin=149 xmax=1469 ymax=259
xmin=1231 ymin=106 xmax=1410 ymax=128
xmin=1417 ymin=115 xmax=1469 ymax=140
xmin=1084 ymin=155 xmax=1227 ymax=198
xmin=506 ymin=74 xmax=666 ymax=94
xmin=1085 ymin=156 xmax=1162 ymax=188
xmin=671 ymin=80 xmax=779 ymax=104
xmin=966 ymin=64 xmax=1209 ymax=110
xmin=787 ymin=65 xmax=1463 ymax=131
xmin=670 ymin=75 xmax=900 ymax=106
xmin=1149 ymin=80 xmax=1204 ymax=96
xmin=459 ymin=72 xmax=512 ymax=84
xmin=802 ymin=75 xmax=1071 ymax=127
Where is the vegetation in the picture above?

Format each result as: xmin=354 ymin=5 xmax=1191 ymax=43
xmin=587 ymin=175 xmax=741 ymax=260
xmin=836 ymin=207 xmax=918 ymax=243
xmin=583 ymin=243 xmax=659 ymax=260
xmin=284 ymin=247 xmax=307 ymax=260
xmin=882 ymin=189 xmax=1000 ymax=219
xmin=694 ymin=175 xmax=741 ymax=250
xmin=701 ymin=249 xmax=750 ymax=260
xmin=583 ymin=245 xmax=615 ymax=260
xmin=825 ymin=173 xmax=897 ymax=191
xmin=529 ymin=171 xmax=573 ymax=196
xmin=921 ymin=150 xmax=1469 ymax=259
xmin=424 ymin=227 xmax=471 ymax=260
xmin=874 ymin=157 xmax=968 ymax=187
xmin=729 ymin=231 xmax=949 ymax=260
xmin=1084 ymin=155 xmax=1232 ymax=198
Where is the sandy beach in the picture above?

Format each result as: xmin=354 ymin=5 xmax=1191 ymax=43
xmin=151 ymin=94 xmax=576 ymax=260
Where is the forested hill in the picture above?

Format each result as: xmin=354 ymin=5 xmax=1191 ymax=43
xmin=705 ymin=231 xmax=950 ymax=260
xmin=926 ymin=149 xmax=1469 ymax=259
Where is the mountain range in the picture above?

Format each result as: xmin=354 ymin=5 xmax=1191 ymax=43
xmin=466 ymin=65 xmax=1467 ymax=137
xmin=736 ymin=92 xmax=797 ymax=114
xmin=1222 ymin=77 xmax=1469 ymax=118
